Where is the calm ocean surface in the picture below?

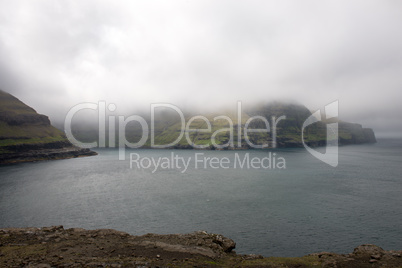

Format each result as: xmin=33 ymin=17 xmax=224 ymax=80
xmin=0 ymin=139 xmax=401 ymax=257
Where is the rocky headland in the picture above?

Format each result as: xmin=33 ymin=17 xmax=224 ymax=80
xmin=0 ymin=226 xmax=401 ymax=268
xmin=0 ymin=141 xmax=97 ymax=165
xmin=1 ymin=88 xmax=377 ymax=164
xmin=71 ymin=101 xmax=377 ymax=149
xmin=0 ymin=90 xmax=97 ymax=165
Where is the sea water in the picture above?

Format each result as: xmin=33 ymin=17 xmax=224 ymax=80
xmin=0 ymin=138 xmax=401 ymax=257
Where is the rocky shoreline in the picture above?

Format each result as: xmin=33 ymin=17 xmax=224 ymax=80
xmin=0 ymin=141 xmax=97 ymax=165
xmin=0 ymin=226 xmax=401 ymax=267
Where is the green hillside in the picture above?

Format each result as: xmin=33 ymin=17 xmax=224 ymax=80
xmin=58 ymin=97 xmax=376 ymax=149
xmin=78 ymin=101 xmax=375 ymax=149
xmin=0 ymin=90 xmax=97 ymax=164
xmin=141 ymin=102 xmax=376 ymax=149
xmin=0 ymin=90 xmax=67 ymax=148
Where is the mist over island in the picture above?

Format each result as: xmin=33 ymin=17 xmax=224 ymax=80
xmin=1 ymin=89 xmax=376 ymax=164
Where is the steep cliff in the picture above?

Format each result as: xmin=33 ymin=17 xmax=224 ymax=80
xmin=0 ymin=90 xmax=97 ymax=164
xmin=144 ymin=102 xmax=377 ymax=149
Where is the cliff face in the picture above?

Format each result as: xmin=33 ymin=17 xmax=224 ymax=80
xmin=2 ymin=88 xmax=376 ymax=154
xmin=143 ymin=102 xmax=377 ymax=149
xmin=245 ymin=102 xmax=332 ymax=148
xmin=0 ymin=90 xmax=63 ymax=141
xmin=339 ymin=122 xmax=377 ymax=145
xmin=0 ymin=90 xmax=97 ymax=164
xmin=69 ymin=101 xmax=377 ymax=149
xmin=363 ymin=128 xmax=377 ymax=143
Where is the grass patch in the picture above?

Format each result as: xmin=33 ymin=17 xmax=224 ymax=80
xmin=0 ymin=135 xmax=67 ymax=147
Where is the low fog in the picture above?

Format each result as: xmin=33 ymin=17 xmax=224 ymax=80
xmin=0 ymin=0 xmax=402 ymax=137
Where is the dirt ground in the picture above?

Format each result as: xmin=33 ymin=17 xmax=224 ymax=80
xmin=0 ymin=226 xmax=401 ymax=267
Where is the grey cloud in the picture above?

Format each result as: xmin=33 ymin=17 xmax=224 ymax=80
xmin=0 ymin=0 xmax=401 ymax=136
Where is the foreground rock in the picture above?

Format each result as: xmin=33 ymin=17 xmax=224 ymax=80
xmin=0 ymin=226 xmax=401 ymax=267
xmin=310 ymin=244 xmax=402 ymax=268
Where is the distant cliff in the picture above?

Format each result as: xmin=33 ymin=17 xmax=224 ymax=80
xmin=0 ymin=90 xmax=97 ymax=165
xmin=247 ymin=102 xmax=377 ymax=147
xmin=1 ymin=88 xmax=376 ymax=156
xmin=69 ymin=101 xmax=377 ymax=149
xmin=338 ymin=121 xmax=377 ymax=145
xmin=144 ymin=102 xmax=377 ymax=149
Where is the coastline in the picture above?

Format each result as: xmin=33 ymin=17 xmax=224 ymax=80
xmin=0 ymin=139 xmax=374 ymax=166
xmin=1 ymin=226 xmax=401 ymax=267
xmin=0 ymin=141 xmax=97 ymax=165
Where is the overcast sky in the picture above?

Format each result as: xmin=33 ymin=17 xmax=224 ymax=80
xmin=0 ymin=0 xmax=401 ymax=136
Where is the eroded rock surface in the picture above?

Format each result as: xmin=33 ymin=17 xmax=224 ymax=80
xmin=0 ymin=226 xmax=401 ymax=267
